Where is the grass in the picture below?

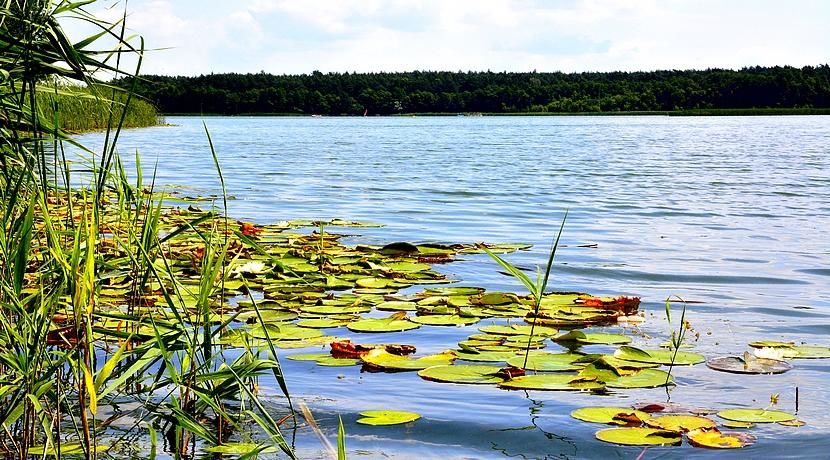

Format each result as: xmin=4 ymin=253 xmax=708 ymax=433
xmin=0 ymin=1 xmax=295 ymax=458
xmin=37 ymin=84 xmax=162 ymax=132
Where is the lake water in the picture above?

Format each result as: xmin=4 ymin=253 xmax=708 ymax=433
xmin=77 ymin=116 xmax=830 ymax=459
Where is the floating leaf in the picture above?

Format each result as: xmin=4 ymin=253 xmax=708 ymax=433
xmin=722 ymin=420 xmax=754 ymax=428
xmin=375 ymin=301 xmax=418 ymax=312
xmin=570 ymin=407 xmax=652 ymax=426
xmin=297 ymin=318 xmax=351 ymax=328
xmin=499 ymin=374 xmax=604 ymax=391
xmin=356 ymin=410 xmax=421 ymax=426
xmin=645 ymin=415 xmax=716 ymax=432
xmin=410 ymin=315 xmax=480 ymax=326
xmin=454 ymin=350 xmax=518 ymax=362
xmin=706 ymin=356 xmax=792 ymax=374
xmin=604 ymin=368 xmax=674 ymax=389
xmin=506 ymin=352 xmax=584 ymax=371
xmin=594 ymin=427 xmax=682 ymax=446
xmin=362 ymin=349 xmax=456 ymax=371
xmin=717 ymin=409 xmax=795 ymax=423
xmin=205 ymin=443 xmax=278 ymax=454
xmin=791 ymin=345 xmax=830 ymax=359
xmin=555 ymin=330 xmax=631 ymax=345
xmin=687 ymin=428 xmax=754 ymax=449
xmin=347 ymin=316 xmax=420 ymax=333
xmin=778 ymin=419 xmax=806 ymax=427
xmin=418 ymin=365 xmax=505 ymax=384
xmin=614 ymin=346 xmax=705 ymax=365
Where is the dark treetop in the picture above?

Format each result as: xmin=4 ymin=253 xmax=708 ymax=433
xmin=121 ymin=66 xmax=830 ymax=115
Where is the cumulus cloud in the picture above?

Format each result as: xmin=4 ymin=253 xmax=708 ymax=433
xmin=66 ymin=0 xmax=830 ymax=75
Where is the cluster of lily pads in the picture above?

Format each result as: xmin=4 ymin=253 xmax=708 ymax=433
xmin=34 ymin=201 xmax=829 ymax=451
xmin=570 ymin=403 xmax=802 ymax=449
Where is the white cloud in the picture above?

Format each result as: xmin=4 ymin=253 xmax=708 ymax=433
xmin=64 ymin=0 xmax=830 ymax=75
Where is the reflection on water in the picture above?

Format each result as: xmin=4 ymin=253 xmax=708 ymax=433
xmin=76 ymin=116 xmax=830 ymax=459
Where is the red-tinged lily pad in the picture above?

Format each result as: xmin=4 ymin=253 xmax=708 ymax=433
xmin=644 ymin=415 xmax=716 ymax=432
xmin=570 ymin=407 xmax=652 ymax=426
xmin=594 ymin=427 xmax=682 ymax=446
xmin=687 ymin=427 xmax=755 ymax=449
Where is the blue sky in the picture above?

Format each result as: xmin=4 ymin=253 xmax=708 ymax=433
xmin=78 ymin=0 xmax=830 ymax=75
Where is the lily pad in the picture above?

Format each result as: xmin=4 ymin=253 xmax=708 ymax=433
xmin=410 ymin=315 xmax=480 ymax=326
xmin=418 ymin=365 xmax=505 ymax=384
xmin=362 ymin=349 xmax=456 ymax=371
xmin=594 ymin=427 xmax=682 ymax=446
xmin=357 ymin=410 xmax=421 ymax=426
xmin=614 ymin=346 xmax=705 ymax=365
xmin=604 ymin=368 xmax=674 ymax=389
xmin=506 ymin=352 xmax=584 ymax=372
xmin=706 ymin=356 xmax=793 ymax=374
xmin=570 ymin=407 xmax=652 ymax=426
xmin=205 ymin=443 xmax=278 ymax=454
xmin=375 ymin=301 xmax=418 ymax=312
xmin=645 ymin=415 xmax=717 ymax=432
xmin=555 ymin=330 xmax=631 ymax=345
xmin=297 ymin=318 xmax=351 ymax=328
xmin=347 ymin=317 xmax=420 ymax=333
xmin=454 ymin=350 xmax=518 ymax=362
xmin=499 ymin=374 xmax=605 ymax=391
xmin=722 ymin=421 xmax=754 ymax=429
xmin=717 ymin=409 xmax=795 ymax=424
xmin=687 ymin=428 xmax=754 ymax=449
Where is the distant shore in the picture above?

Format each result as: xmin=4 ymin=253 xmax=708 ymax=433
xmin=160 ymin=107 xmax=830 ymax=117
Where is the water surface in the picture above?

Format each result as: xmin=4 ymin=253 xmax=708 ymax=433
xmin=78 ymin=115 xmax=830 ymax=459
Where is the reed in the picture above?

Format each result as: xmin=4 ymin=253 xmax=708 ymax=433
xmin=0 ymin=1 xmax=294 ymax=458
xmin=37 ymin=84 xmax=161 ymax=132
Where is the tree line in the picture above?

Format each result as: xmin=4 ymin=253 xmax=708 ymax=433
xmin=121 ymin=66 xmax=830 ymax=115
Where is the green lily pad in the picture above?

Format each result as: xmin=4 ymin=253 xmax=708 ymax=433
xmin=205 ymin=443 xmax=278 ymax=454
xmin=604 ymin=368 xmax=674 ymax=389
xmin=362 ymin=349 xmax=456 ymax=371
xmin=499 ymin=374 xmax=605 ymax=391
xmin=347 ymin=317 xmax=420 ymax=333
xmin=722 ymin=421 xmax=754 ymax=429
xmin=791 ymin=345 xmax=830 ymax=359
xmin=555 ymin=330 xmax=631 ymax=345
xmin=570 ymin=407 xmax=652 ymax=425
xmin=300 ymin=305 xmax=372 ymax=315
xmin=418 ymin=365 xmax=505 ymax=384
xmin=454 ymin=350 xmax=518 ymax=362
xmin=614 ymin=346 xmax=705 ymax=365
xmin=286 ymin=353 xmax=331 ymax=361
xmin=595 ymin=427 xmax=682 ymax=446
xmin=297 ymin=318 xmax=351 ymax=328
xmin=506 ymin=352 xmax=584 ymax=371
xmin=645 ymin=415 xmax=717 ymax=432
xmin=424 ymin=287 xmax=483 ymax=296
xmin=249 ymin=324 xmax=324 ymax=341
xmin=356 ymin=410 xmax=421 ymax=426
xmin=410 ymin=315 xmax=480 ymax=326
xmin=717 ymin=409 xmax=795 ymax=423
xmin=375 ymin=301 xmax=418 ymax=312
xmin=317 ymin=356 xmax=361 ymax=366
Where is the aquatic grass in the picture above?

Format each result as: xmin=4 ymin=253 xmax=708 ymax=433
xmin=480 ymin=211 xmax=567 ymax=367
xmin=664 ymin=295 xmax=688 ymax=399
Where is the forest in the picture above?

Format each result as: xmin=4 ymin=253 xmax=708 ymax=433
xmin=121 ymin=66 xmax=830 ymax=115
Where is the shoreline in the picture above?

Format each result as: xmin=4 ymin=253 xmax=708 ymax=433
xmin=159 ymin=108 xmax=830 ymax=117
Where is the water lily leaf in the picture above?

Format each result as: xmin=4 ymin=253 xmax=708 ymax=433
xmin=479 ymin=324 xmax=557 ymax=336
xmin=778 ymin=419 xmax=806 ymax=427
xmin=424 ymin=287 xmax=483 ymax=296
xmin=301 ymin=305 xmax=372 ymax=315
xmin=506 ymin=352 xmax=584 ymax=371
xmin=555 ymin=330 xmax=631 ymax=345
xmin=357 ymin=410 xmax=421 ymax=426
xmin=347 ymin=316 xmax=420 ymax=333
xmin=237 ymin=309 xmax=298 ymax=323
xmin=355 ymin=277 xmax=394 ymax=289
xmin=594 ymin=427 xmax=682 ymax=446
xmin=297 ymin=318 xmax=351 ymax=328
xmin=748 ymin=340 xmax=795 ymax=348
xmin=645 ymin=415 xmax=717 ymax=432
xmin=499 ymin=374 xmax=605 ymax=391
xmin=454 ymin=350 xmax=518 ymax=362
xmin=791 ymin=345 xmax=830 ymax=359
xmin=604 ymin=368 xmax=673 ymax=388
xmin=570 ymin=407 xmax=652 ymax=426
xmin=410 ymin=315 xmax=480 ymax=326
xmin=205 ymin=443 xmax=278 ymax=454
xmin=722 ymin=420 xmax=754 ymax=428
xmin=386 ymin=261 xmax=431 ymax=272
xmin=717 ymin=409 xmax=795 ymax=423
xmin=706 ymin=356 xmax=792 ymax=374
xmin=362 ymin=349 xmax=456 ymax=371
xmin=249 ymin=324 xmax=324 ymax=340
xmin=286 ymin=353 xmax=330 ymax=361
xmin=476 ymin=292 xmax=521 ymax=305
xmin=375 ymin=301 xmax=418 ymax=311
xmin=614 ymin=346 xmax=705 ymax=365
xmin=687 ymin=428 xmax=754 ymax=449
xmin=317 ymin=356 xmax=361 ymax=366
xmin=418 ymin=365 xmax=505 ymax=384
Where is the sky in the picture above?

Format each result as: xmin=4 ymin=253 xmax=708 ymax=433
xmin=72 ymin=0 xmax=830 ymax=76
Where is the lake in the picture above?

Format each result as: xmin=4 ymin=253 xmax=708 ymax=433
xmin=77 ymin=115 xmax=830 ymax=459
